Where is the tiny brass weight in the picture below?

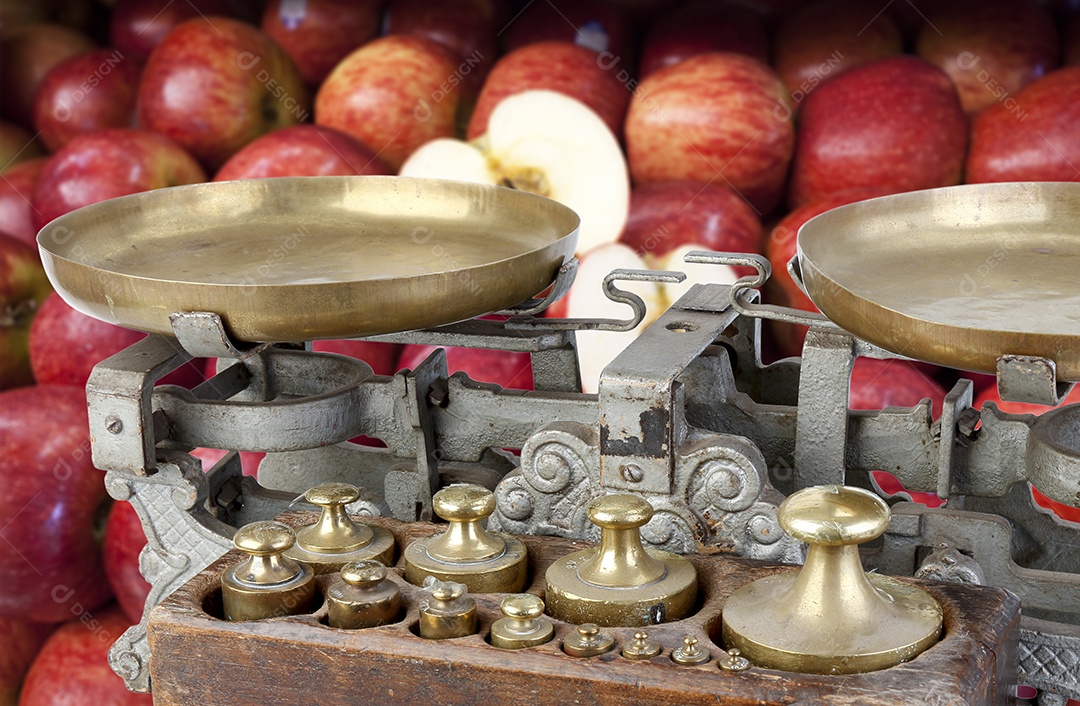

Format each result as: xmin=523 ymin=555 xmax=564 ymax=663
xmin=721 ymin=485 xmax=944 ymax=674
xmin=621 ymin=630 xmax=661 ymax=660
xmin=221 ymin=521 xmax=316 ymax=622
xmin=562 ymin=623 xmax=615 ymax=657
xmin=326 ymin=560 xmax=402 ymax=629
xmin=285 ymin=483 xmax=395 ymax=573
xmin=671 ymin=635 xmax=710 ymax=666
xmin=490 ymin=594 xmax=554 ymax=649
xmin=545 ymin=494 xmax=697 ymax=626
xmin=404 ymin=484 xmax=527 ymax=593
xmin=418 ymin=578 xmax=478 ymax=639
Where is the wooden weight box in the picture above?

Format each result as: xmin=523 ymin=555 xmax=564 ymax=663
xmin=147 ymin=511 xmax=1020 ymax=706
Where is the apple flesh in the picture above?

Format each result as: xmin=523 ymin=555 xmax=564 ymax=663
xmin=18 ymin=606 xmax=152 ymax=706
xmin=261 ymin=0 xmax=381 ymax=87
xmin=0 ymin=122 xmax=41 ymax=171
xmin=102 ymin=500 xmax=151 ymax=624
xmin=787 ymin=56 xmax=966 ymax=208
xmin=214 ymin=125 xmax=391 ymax=180
xmin=0 ymin=23 xmax=97 ymax=128
xmin=0 ymin=233 xmax=52 ymax=390
xmin=398 ymin=344 xmax=533 ymax=390
xmin=966 ymin=66 xmax=1080 ymax=183
xmin=466 ymin=41 xmax=629 ymax=141
xmin=915 ymin=0 xmax=1058 ymax=115
xmin=639 ymin=1 xmax=770 ymax=79
xmin=31 ymin=128 xmax=205 ymax=230
xmin=315 ymin=35 xmax=461 ymax=171
xmin=625 ymin=53 xmax=795 ymax=215
xmin=0 ymin=617 xmax=52 ymax=706
xmin=138 ymin=17 xmax=310 ymax=170
xmin=0 ymin=385 xmax=113 ymax=624
xmin=0 ymin=157 xmax=46 ymax=248
xmin=33 ymin=48 xmax=144 ymax=152
xmin=109 ymin=0 xmax=234 ymax=59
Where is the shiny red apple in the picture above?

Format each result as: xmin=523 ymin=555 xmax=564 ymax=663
xmin=0 ymin=385 xmax=112 ymax=623
xmin=312 ymin=339 xmax=404 ymax=377
xmin=138 ymin=17 xmax=310 ymax=170
xmin=849 ymin=357 xmax=947 ymax=417
xmin=0 ymin=232 xmax=52 ymax=390
xmin=625 ymin=52 xmax=794 ymax=215
xmin=261 ymin=0 xmax=381 ymax=87
xmin=916 ymin=0 xmax=1058 ymax=115
xmin=315 ymin=35 xmax=461 ymax=171
xmin=0 ymin=23 xmax=97 ymax=128
xmin=773 ymin=0 xmax=902 ymax=101
xmin=787 ymin=56 xmax=966 ymax=208
xmin=398 ymin=344 xmax=533 ymax=390
xmin=966 ymin=66 xmax=1080 ymax=183
xmin=504 ymin=0 xmax=634 ymax=63
xmin=109 ymin=0 xmax=234 ymax=59
xmin=31 ymin=128 xmax=205 ymax=230
xmin=0 ymin=617 xmax=52 ymax=706
xmin=467 ymin=41 xmax=630 ymax=141
xmin=102 ymin=500 xmax=150 ymax=624
xmin=18 ymin=605 xmax=152 ymax=706
xmin=0 ymin=122 xmax=41 ymax=172
xmin=0 ymin=157 xmax=46 ymax=248
xmin=32 ymin=48 xmax=144 ymax=152
xmin=639 ymin=0 xmax=769 ymax=79
xmin=214 ymin=125 xmax=391 ymax=181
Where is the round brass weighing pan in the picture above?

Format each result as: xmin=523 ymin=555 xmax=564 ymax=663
xmin=797 ymin=182 xmax=1080 ymax=380
xmin=38 ymin=177 xmax=578 ymax=342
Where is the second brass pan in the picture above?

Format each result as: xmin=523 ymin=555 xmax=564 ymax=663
xmin=38 ymin=177 xmax=578 ymax=342
xmin=797 ymin=182 xmax=1080 ymax=380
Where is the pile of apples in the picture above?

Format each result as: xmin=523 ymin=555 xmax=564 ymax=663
xmin=2 ymin=0 xmax=1080 ymax=702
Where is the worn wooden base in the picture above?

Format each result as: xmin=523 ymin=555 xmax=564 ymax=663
xmin=148 ymin=513 xmax=1020 ymax=706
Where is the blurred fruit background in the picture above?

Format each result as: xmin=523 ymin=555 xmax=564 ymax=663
xmin=2 ymin=0 xmax=1079 ymax=703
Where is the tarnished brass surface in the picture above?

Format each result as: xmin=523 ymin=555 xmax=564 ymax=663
xmin=721 ymin=486 xmax=943 ymax=674
xmin=38 ymin=177 xmax=579 ymax=342
xmin=797 ymin=182 xmax=1080 ymax=380
xmin=671 ymin=636 xmax=710 ymax=666
xmin=489 ymin=594 xmax=554 ymax=649
xmin=545 ymin=494 xmax=697 ymax=627
xmin=717 ymin=648 xmax=751 ymax=672
xmin=562 ymin=624 xmax=615 ymax=658
xmin=286 ymin=483 xmax=395 ymax=573
xmin=418 ymin=579 xmax=478 ymax=640
xmin=404 ymin=484 xmax=527 ymax=593
xmin=221 ymin=521 xmax=315 ymax=622
xmin=621 ymin=631 xmax=661 ymax=660
xmin=326 ymin=560 xmax=402 ymax=630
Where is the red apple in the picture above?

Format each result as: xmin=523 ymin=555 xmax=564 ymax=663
xmin=32 ymin=48 xmax=144 ymax=152
xmin=916 ymin=0 xmax=1058 ymax=115
xmin=30 ymin=128 xmax=205 ymax=230
xmin=312 ymin=339 xmax=404 ymax=377
xmin=102 ymin=501 xmax=150 ymax=624
xmin=189 ymin=447 xmax=265 ymax=477
xmin=625 ymin=53 xmax=794 ymax=215
xmin=0 ymin=157 xmax=46 ymax=248
xmin=787 ymin=56 xmax=966 ymax=208
xmin=315 ymin=35 xmax=461 ymax=171
xmin=0 ymin=122 xmax=41 ymax=172
xmin=109 ymin=0 xmax=235 ymax=59
xmin=619 ymin=181 xmax=762 ymax=263
xmin=0 ymin=23 xmax=98 ymax=128
xmin=966 ymin=66 xmax=1080 ymax=183
xmin=504 ymin=0 xmax=635 ymax=64
xmin=18 ymin=606 xmax=152 ymax=706
xmin=214 ymin=125 xmax=391 ymax=181
xmin=774 ymin=0 xmax=903 ymax=100
xmin=138 ymin=17 xmax=310 ymax=170
xmin=467 ymin=41 xmax=630 ymax=141
xmin=398 ymin=344 xmax=534 ymax=390
xmin=639 ymin=1 xmax=769 ymax=79
xmin=0 ymin=617 xmax=52 ymax=706
xmin=29 ymin=292 xmax=207 ymax=388
xmin=849 ymin=357 xmax=947 ymax=417
xmin=0 ymin=385 xmax=112 ymax=623
xmin=0 ymin=232 xmax=52 ymax=390
xmin=763 ymin=187 xmax=895 ymax=358
xmin=261 ymin=0 xmax=381 ymax=87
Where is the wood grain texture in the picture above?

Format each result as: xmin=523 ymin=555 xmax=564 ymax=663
xmin=148 ymin=512 xmax=1020 ymax=705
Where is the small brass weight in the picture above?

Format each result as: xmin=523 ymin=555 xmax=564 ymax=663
xmin=545 ymin=494 xmax=697 ymax=626
xmin=721 ymin=485 xmax=944 ymax=674
xmin=221 ymin=521 xmax=316 ymax=622
xmin=285 ymin=482 xmax=396 ymax=573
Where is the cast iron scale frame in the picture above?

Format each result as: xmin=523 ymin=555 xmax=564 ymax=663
xmin=40 ymin=178 xmax=1080 ymax=703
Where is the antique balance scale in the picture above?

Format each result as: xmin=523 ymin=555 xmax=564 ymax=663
xmin=38 ymin=176 xmax=1080 ymax=704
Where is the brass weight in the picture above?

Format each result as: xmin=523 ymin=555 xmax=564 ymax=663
xmin=489 ymin=594 xmax=554 ymax=649
xmin=326 ymin=560 xmax=402 ymax=630
xmin=285 ymin=483 xmax=395 ymax=573
xmin=404 ymin=484 xmax=527 ymax=593
xmin=721 ymin=485 xmax=943 ymax=674
xmin=545 ymin=494 xmax=697 ymax=626
xmin=221 ymin=521 xmax=316 ymax=622
xmin=418 ymin=578 xmax=478 ymax=640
